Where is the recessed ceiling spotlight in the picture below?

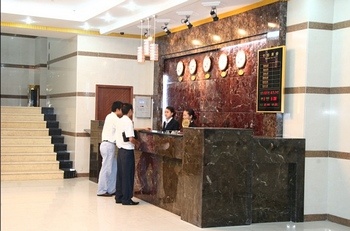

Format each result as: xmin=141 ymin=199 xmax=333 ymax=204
xmin=101 ymin=13 xmax=114 ymax=22
xmin=82 ymin=22 xmax=90 ymax=30
xmin=123 ymin=1 xmax=138 ymax=11
xmin=23 ymin=17 xmax=35 ymax=24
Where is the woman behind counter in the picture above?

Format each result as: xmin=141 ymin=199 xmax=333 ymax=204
xmin=182 ymin=108 xmax=197 ymax=128
xmin=162 ymin=106 xmax=180 ymax=131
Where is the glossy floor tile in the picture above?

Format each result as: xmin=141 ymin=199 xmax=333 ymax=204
xmin=1 ymin=178 xmax=349 ymax=231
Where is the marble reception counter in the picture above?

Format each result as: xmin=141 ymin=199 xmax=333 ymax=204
xmin=89 ymin=122 xmax=305 ymax=228
xmin=135 ymin=128 xmax=305 ymax=228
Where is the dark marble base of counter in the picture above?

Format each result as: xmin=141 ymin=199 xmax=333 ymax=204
xmin=181 ymin=128 xmax=305 ymax=228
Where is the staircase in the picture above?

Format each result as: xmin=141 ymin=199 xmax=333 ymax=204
xmin=42 ymin=107 xmax=76 ymax=179
xmin=1 ymin=106 xmax=76 ymax=180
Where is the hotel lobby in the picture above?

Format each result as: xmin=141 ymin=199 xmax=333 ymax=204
xmin=1 ymin=0 xmax=349 ymax=230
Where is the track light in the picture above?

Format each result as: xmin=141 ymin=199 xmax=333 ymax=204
xmin=210 ymin=7 xmax=219 ymax=21
xmin=181 ymin=16 xmax=193 ymax=29
xmin=161 ymin=23 xmax=171 ymax=35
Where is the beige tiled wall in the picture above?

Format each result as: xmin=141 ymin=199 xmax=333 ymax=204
xmin=286 ymin=0 xmax=350 ymax=221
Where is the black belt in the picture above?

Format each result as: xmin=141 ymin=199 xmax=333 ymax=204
xmin=102 ymin=140 xmax=115 ymax=144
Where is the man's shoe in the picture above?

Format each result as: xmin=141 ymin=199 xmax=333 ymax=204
xmin=97 ymin=193 xmax=114 ymax=197
xmin=115 ymin=199 xmax=122 ymax=204
xmin=122 ymin=200 xmax=139 ymax=205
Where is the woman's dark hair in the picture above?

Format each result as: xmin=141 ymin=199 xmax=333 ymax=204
xmin=121 ymin=103 xmax=133 ymax=115
xmin=185 ymin=108 xmax=197 ymax=120
xmin=166 ymin=106 xmax=176 ymax=117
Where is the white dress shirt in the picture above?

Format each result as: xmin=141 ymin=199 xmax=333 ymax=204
xmin=101 ymin=112 xmax=119 ymax=143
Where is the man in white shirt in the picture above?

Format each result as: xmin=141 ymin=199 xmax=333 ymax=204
xmin=115 ymin=103 xmax=140 ymax=205
xmin=97 ymin=101 xmax=123 ymax=196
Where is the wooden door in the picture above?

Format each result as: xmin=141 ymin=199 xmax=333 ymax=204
xmin=95 ymin=85 xmax=133 ymax=120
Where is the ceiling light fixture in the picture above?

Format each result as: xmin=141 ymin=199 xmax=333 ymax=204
xmin=144 ymin=18 xmax=150 ymax=56
xmin=23 ymin=17 xmax=34 ymax=24
xmin=137 ymin=20 xmax=145 ymax=63
xmin=210 ymin=7 xmax=219 ymax=21
xmin=161 ymin=23 xmax=171 ymax=35
xmin=123 ymin=1 xmax=138 ymax=11
xmin=101 ymin=13 xmax=113 ymax=22
xmin=149 ymin=15 xmax=159 ymax=61
xmin=82 ymin=22 xmax=90 ymax=30
xmin=181 ymin=16 xmax=193 ymax=29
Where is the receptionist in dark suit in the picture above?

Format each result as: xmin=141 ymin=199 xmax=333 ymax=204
xmin=162 ymin=106 xmax=180 ymax=131
xmin=182 ymin=108 xmax=197 ymax=128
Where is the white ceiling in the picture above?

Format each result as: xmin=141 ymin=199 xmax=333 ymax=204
xmin=1 ymin=0 xmax=262 ymax=38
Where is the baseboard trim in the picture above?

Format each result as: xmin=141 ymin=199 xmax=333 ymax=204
xmin=328 ymin=214 xmax=350 ymax=227
xmin=304 ymin=214 xmax=350 ymax=227
xmin=76 ymin=173 xmax=89 ymax=177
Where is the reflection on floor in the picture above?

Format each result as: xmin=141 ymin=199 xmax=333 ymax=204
xmin=1 ymin=178 xmax=349 ymax=231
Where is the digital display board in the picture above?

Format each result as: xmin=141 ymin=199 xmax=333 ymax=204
xmin=257 ymin=46 xmax=286 ymax=113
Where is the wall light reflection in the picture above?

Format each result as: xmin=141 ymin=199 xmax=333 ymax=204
xmin=212 ymin=35 xmax=221 ymax=42
xmin=268 ymin=22 xmax=278 ymax=28
xmin=238 ymin=29 xmax=247 ymax=36
xmin=192 ymin=39 xmax=202 ymax=46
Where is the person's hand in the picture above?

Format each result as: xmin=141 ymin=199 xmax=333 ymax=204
xmin=135 ymin=140 xmax=141 ymax=150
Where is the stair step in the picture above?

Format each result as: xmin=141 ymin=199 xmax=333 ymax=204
xmin=41 ymin=107 xmax=54 ymax=115
xmin=1 ymin=170 xmax=64 ymax=181
xmin=1 ymin=144 xmax=54 ymax=153
xmin=44 ymin=114 xmax=56 ymax=121
xmin=46 ymin=121 xmax=59 ymax=128
xmin=60 ymin=168 xmax=77 ymax=179
xmin=51 ymin=135 xmax=64 ymax=144
xmin=1 ymin=128 xmax=49 ymax=136
xmin=1 ymin=114 xmax=44 ymax=122
xmin=59 ymin=160 xmax=73 ymax=168
xmin=1 ymin=106 xmax=42 ymax=114
xmin=1 ymin=106 xmax=75 ymax=181
xmin=49 ymin=128 xmax=62 ymax=136
xmin=1 ymin=153 xmax=57 ymax=162
xmin=1 ymin=161 xmax=60 ymax=172
xmin=57 ymin=151 xmax=70 ymax=160
xmin=1 ymin=136 xmax=52 ymax=145
xmin=54 ymin=143 xmax=67 ymax=152
xmin=1 ymin=121 xmax=47 ymax=129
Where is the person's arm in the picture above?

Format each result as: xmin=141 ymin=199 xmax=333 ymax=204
xmin=129 ymin=137 xmax=140 ymax=149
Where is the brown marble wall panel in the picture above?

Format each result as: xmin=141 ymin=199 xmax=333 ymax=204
xmin=153 ymin=2 xmax=287 ymax=137
xmin=163 ymin=40 xmax=279 ymax=135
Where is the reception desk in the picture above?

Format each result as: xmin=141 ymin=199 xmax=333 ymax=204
xmin=135 ymin=128 xmax=305 ymax=228
xmin=89 ymin=122 xmax=305 ymax=228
